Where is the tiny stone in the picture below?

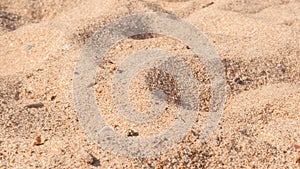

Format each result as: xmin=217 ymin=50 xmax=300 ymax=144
xmin=25 ymin=102 xmax=44 ymax=109
xmin=33 ymin=134 xmax=46 ymax=146
xmin=50 ymin=95 xmax=56 ymax=101
xmin=127 ymin=129 xmax=139 ymax=137
xmin=26 ymin=45 xmax=32 ymax=51
xmin=80 ymin=150 xmax=94 ymax=164
xmin=172 ymin=159 xmax=178 ymax=163
xmin=115 ymin=45 xmax=122 ymax=50
xmin=62 ymin=44 xmax=71 ymax=51
xmin=234 ymin=78 xmax=244 ymax=85
xmin=117 ymin=69 xmax=124 ymax=73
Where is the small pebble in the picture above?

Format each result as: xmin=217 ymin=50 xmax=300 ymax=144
xmin=234 ymin=78 xmax=244 ymax=85
xmin=26 ymin=45 xmax=32 ymax=51
xmin=25 ymin=102 xmax=44 ymax=109
xmin=79 ymin=150 xmax=94 ymax=164
xmin=33 ymin=134 xmax=46 ymax=146
xmin=62 ymin=44 xmax=71 ymax=51
xmin=172 ymin=159 xmax=178 ymax=163
xmin=127 ymin=129 xmax=139 ymax=137
xmin=115 ymin=45 xmax=122 ymax=50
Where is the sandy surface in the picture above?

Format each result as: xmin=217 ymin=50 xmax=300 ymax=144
xmin=0 ymin=0 xmax=300 ymax=168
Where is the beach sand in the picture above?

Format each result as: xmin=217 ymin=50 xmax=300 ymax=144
xmin=0 ymin=0 xmax=299 ymax=168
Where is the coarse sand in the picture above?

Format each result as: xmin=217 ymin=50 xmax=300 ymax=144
xmin=0 ymin=0 xmax=299 ymax=168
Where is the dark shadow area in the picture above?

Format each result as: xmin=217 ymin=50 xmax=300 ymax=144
xmin=0 ymin=10 xmax=22 ymax=31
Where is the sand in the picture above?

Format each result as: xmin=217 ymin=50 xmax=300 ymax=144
xmin=0 ymin=0 xmax=299 ymax=168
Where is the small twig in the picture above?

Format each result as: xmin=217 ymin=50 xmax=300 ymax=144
xmin=202 ymin=2 xmax=214 ymax=8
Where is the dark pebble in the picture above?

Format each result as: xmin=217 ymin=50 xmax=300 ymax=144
xmin=234 ymin=78 xmax=244 ymax=85
xmin=25 ymin=102 xmax=44 ymax=108
xmin=127 ymin=129 xmax=139 ymax=137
